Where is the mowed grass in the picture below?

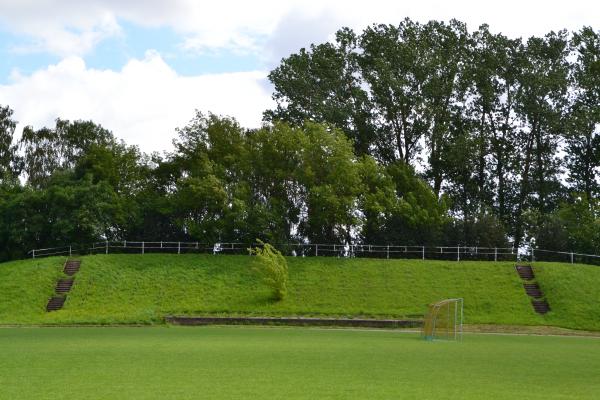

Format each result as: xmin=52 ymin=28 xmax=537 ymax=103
xmin=0 ymin=254 xmax=598 ymax=330
xmin=0 ymin=326 xmax=599 ymax=400
xmin=0 ymin=257 xmax=64 ymax=323
xmin=534 ymin=262 xmax=600 ymax=330
xmin=1 ymin=254 xmax=537 ymax=326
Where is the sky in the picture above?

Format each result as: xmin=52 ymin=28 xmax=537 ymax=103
xmin=0 ymin=0 xmax=598 ymax=153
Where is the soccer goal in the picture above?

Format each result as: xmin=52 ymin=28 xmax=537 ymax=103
xmin=421 ymin=298 xmax=463 ymax=341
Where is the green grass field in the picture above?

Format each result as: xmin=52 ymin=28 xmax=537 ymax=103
xmin=0 ymin=326 xmax=599 ymax=400
xmin=1 ymin=254 xmax=599 ymax=330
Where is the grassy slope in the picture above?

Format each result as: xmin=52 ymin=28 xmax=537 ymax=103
xmin=0 ymin=257 xmax=64 ymax=323
xmin=0 ymin=254 xmax=598 ymax=329
xmin=534 ymin=262 xmax=600 ymax=330
xmin=1 ymin=326 xmax=599 ymax=400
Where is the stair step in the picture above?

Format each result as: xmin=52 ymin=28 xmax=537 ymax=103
xmin=531 ymin=300 xmax=550 ymax=314
xmin=526 ymin=291 xmax=543 ymax=298
xmin=516 ymin=265 xmax=535 ymax=280
xmin=46 ymin=296 xmax=66 ymax=312
xmin=63 ymin=260 xmax=81 ymax=276
xmin=523 ymin=283 xmax=543 ymax=297
xmin=55 ymin=279 xmax=74 ymax=294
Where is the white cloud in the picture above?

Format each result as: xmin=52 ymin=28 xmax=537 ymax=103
xmin=0 ymin=52 xmax=274 ymax=153
xmin=0 ymin=0 xmax=598 ymax=156
xmin=0 ymin=0 xmax=598 ymax=58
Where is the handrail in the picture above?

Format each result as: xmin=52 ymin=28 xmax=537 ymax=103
xmin=24 ymin=241 xmax=600 ymax=266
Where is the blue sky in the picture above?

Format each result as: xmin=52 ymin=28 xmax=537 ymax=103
xmin=0 ymin=0 xmax=596 ymax=152
xmin=0 ymin=21 xmax=264 ymax=83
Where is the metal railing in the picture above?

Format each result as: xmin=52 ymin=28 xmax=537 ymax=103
xmin=27 ymin=241 xmax=517 ymax=262
xmin=27 ymin=245 xmax=74 ymax=259
xmin=531 ymin=249 xmax=600 ymax=266
xmin=25 ymin=241 xmax=600 ymax=266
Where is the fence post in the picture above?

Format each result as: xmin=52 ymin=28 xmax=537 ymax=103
xmin=32 ymin=249 xmax=36 ymax=259
xmin=161 ymin=241 xmax=163 ymax=249
xmin=69 ymin=246 xmax=72 ymax=257
xmin=457 ymin=245 xmax=460 ymax=262
xmin=178 ymin=242 xmax=181 ymax=255
xmin=571 ymin=252 xmax=574 ymax=264
xmin=422 ymin=246 xmax=425 ymax=260
xmin=494 ymin=247 xmax=497 ymax=262
xmin=105 ymin=240 xmax=108 ymax=255
xmin=315 ymin=244 xmax=319 ymax=257
xmin=142 ymin=241 xmax=145 ymax=255
xmin=387 ymin=245 xmax=390 ymax=259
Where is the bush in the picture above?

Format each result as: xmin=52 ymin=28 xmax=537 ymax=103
xmin=248 ymin=240 xmax=288 ymax=301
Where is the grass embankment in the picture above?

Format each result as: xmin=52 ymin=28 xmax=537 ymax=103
xmin=535 ymin=262 xmax=600 ymax=331
xmin=0 ymin=254 xmax=598 ymax=330
xmin=1 ymin=327 xmax=599 ymax=400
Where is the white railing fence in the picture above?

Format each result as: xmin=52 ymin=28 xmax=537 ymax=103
xmin=90 ymin=242 xmax=518 ymax=261
xmin=27 ymin=241 xmax=517 ymax=261
xmin=25 ymin=241 xmax=600 ymax=266
xmin=530 ymin=249 xmax=600 ymax=266
xmin=27 ymin=245 xmax=74 ymax=259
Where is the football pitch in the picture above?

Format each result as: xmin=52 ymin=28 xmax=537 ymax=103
xmin=1 ymin=327 xmax=598 ymax=399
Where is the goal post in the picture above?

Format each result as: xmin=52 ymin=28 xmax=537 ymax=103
xmin=421 ymin=298 xmax=463 ymax=341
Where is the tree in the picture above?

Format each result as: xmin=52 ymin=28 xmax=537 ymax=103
xmin=0 ymin=172 xmax=123 ymax=260
xmin=463 ymin=26 xmax=522 ymax=224
xmin=296 ymin=122 xmax=362 ymax=244
xmin=0 ymin=105 xmax=20 ymax=182
xmin=169 ymin=112 xmax=244 ymax=242
xmin=248 ymin=240 xmax=289 ymax=301
xmin=19 ymin=119 xmax=113 ymax=188
xmin=532 ymin=194 xmax=600 ymax=254
xmin=266 ymin=28 xmax=375 ymax=157
xmin=245 ymin=123 xmax=305 ymax=243
xmin=567 ymin=27 xmax=600 ymax=202
xmin=512 ymin=31 xmax=570 ymax=248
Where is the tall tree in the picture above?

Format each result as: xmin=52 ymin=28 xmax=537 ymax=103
xmin=463 ymin=27 xmax=522 ymax=224
xmin=513 ymin=31 xmax=570 ymax=247
xmin=266 ymin=28 xmax=375 ymax=157
xmin=19 ymin=119 xmax=113 ymax=187
xmin=0 ymin=105 xmax=20 ymax=182
xmin=567 ymin=27 xmax=600 ymax=202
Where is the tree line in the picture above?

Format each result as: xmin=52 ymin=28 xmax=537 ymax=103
xmin=0 ymin=18 xmax=598 ymax=261
xmin=266 ymin=19 xmax=599 ymax=252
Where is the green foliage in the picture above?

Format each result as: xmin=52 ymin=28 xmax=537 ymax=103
xmin=567 ymin=27 xmax=600 ymax=201
xmin=533 ymin=194 xmax=600 ymax=253
xmin=19 ymin=118 xmax=113 ymax=188
xmin=356 ymin=156 xmax=449 ymax=245
xmin=248 ymin=241 xmax=289 ymax=301
xmin=0 ymin=105 xmax=20 ymax=182
xmin=443 ymin=212 xmax=510 ymax=247
xmin=265 ymin=19 xmax=599 ymax=249
xmin=3 ymin=21 xmax=600 ymax=257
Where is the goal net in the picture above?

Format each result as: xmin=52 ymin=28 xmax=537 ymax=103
xmin=421 ymin=298 xmax=463 ymax=341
